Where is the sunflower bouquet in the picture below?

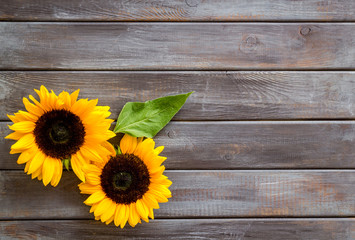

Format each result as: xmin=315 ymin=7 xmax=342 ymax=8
xmin=6 ymin=85 xmax=192 ymax=228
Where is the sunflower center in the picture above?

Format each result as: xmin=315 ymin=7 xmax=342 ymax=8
xmin=34 ymin=109 xmax=85 ymax=159
xmin=100 ymin=154 xmax=150 ymax=205
xmin=49 ymin=121 xmax=70 ymax=144
xmin=113 ymin=172 xmax=132 ymax=191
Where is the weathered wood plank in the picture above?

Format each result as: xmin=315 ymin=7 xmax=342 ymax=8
xmin=1 ymin=71 xmax=355 ymax=120
xmin=1 ymin=219 xmax=354 ymax=240
xmin=1 ymin=0 xmax=354 ymax=22
xmin=0 ymin=171 xmax=354 ymax=219
xmin=1 ymin=23 xmax=355 ymax=70
xmin=2 ymin=121 xmax=355 ymax=170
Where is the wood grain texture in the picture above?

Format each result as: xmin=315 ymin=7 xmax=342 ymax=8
xmin=1 ymin=71 xmax=355 ymax=120
xmin=1 ymin=23 xmax=355 ymax=70
xmin=0 ymin=170 xmax=354 ymax=219
xmin=1 ymin=219 xmax=354 ymax=240
xmin=1 ymin=0 xmax=354 ymax=22
xmin=2 ymin=121 xmax=355 ymax=170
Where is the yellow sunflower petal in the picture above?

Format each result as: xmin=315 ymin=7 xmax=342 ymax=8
xmin=141 ymin=138 xmax=155 ymax=152
xmin=86 ymin=173 xmax=101 ymax=186
xmin=100 ymin=201 xmax=116 ymax=222
xmin=113 ymin=204 xmax=123 ymax=227
xmin=82 ymin=111 xmax=111 ymax=125
xmin=24 ymin=158 xmax=32 ymax=173
xmin=70 ymin=89 xmax=80 ymax=106
xmin=148 ymin=188 xmax=169 ymax=203
xmin=71 ymin=98 xmax=97 ymax=118
xmin=161 ymin=178 xmax=173 ymax=187
xmin=31 ymin=167 xmax=42 ymax=179
xmin=150 ymin=184 xmax=172 ymax=197
xmin=94 ymin=106 xmax=110 ymax=112
xmin=27 ymin=151 xmax=46 ymax=175
xmin=79 ymin=99 xmax=99 ymax=118
xmin=42 ymin=157 xmax=57 ymax=186
xmin=84 ymin=190 xmax=106 ymax=205
xmin=28 ymin=94 xmax=44 ymax=110
xmin=105 ymin=215 xmax=115 ymax=225
xmin=16 ymin=110 xmax=38 ymax=122
xmin=154 ymin=146 xmax=164 ymax=155
xmin=143 ymin=194 xmax=159 ymax=209
xmin=8 ymin=121 xmax=35 ymax=133
xmin=90 ymin=203 xmax=99 ymax=213
xmin=50 ymin=160 xmax=63 ymax=187
xmin=40 ymin=85 xmax=49 ymax=97
xmin=48 ymin=90 xmax=61 ymax=110
xmin=47 ymin=90 xmax=55 ymax=107
xmin=36 ymin=85 xmax=50 ymax=108
xmin=94 ymin=160 xmax=107 ymax=170
xmin=94 ymin=198 xmax=112 ymax=217
xmin=85 ymin=133 xmax=112 ymax=144
xmin=7 ymin=114 xmax=20 ymax=123
xmin=80 ymin=146 xmax=102 ymax=162
xmin=100 ymin=141 xmax=116 ymax=157
xmin=10 ymin=149 xmax=23 ymax=154
xmin=71 ymin=153 xmax=87 ymax=182
xmin=120 ymin=204 xmax=130 ymax=228
xmin=134 ymin=138 xmax=155 ymax=160
xmin=136 ymin=199 xmax=149 ymax=220
xmin=79 ymin=182 xmax=102 ymax=194
xmin=58 ymin=91 xmax=72 ymax=109
xmin=83 ymin=142 xmax=112 ymax=160
xmin=147 ymin=206 xmax=155 ymax=220
xmin=5 ymin=131 xmax=25 ymax=140
xmin=17 ymin=148 xmax=33 ymax=164
xmin=82 ymin=163 xmax=102 ymax=175
xmin=120 ymin=134 xmax=138 ymax=154
xmin=37 ymin=173 xmax=43 ymax=181
xmin=23 ymin=97 xmax=44 ymax=116
xmin=154 ymin=156 xmax=167 ymax=166
xmin=149 ymin=165 xmax=165 ymax=176
xmin=11 ymin=134 xmax=35 ymax=151
xmin=128 ymin=203 xmax=140 ymax=227
xmin=151 ymin=177 xmax=173 ymax=187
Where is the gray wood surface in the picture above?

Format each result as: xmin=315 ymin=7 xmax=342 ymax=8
xmin=2 ymin=121 xmax=355 ymax=170
xmin=1 ymin=0 xmax=354 ymax=22
xmin=1 ymin=170 xmax=354 ymax=219
xmin=1 ymin=23 xmax=355 ymax=70
xmin=1 ymin=0 xmax=354 ymax=237
xmin=1 ymin=71 xmax=354 ymax=120
xmin=1 ymin=219 xmax=354 ymax=240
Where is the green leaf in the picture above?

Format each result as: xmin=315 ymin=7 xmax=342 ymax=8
xmin=62 ymin=158 xmax=71 ymax=171
xmin=114 ymin=92 xmax=193 ymax=138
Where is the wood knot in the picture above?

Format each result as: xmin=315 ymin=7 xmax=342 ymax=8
xmin=223 ymin=154 xmax=234 ymax=161
xmin=185 ymin=0 xmax=200 ymax=7
xmin=240 ymin=35 xmax=259 ymax=53
xmin=300 ymin=27 xmax=311 ymax=36
xmin=246 ymin=36 xmax=257 ymax=46
xmin=167 ymin=130 xmax=176 ymax=139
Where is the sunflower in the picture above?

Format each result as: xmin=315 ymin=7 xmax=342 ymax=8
xmin=79 ymin=134 xmax=172 ymax=228
xmin=6 ymin=85 xmax=116 ymax=186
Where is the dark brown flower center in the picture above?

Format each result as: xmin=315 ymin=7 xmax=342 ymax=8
xmin=113 ymin=172 xmax=132 ymax=191
xmin=34 ymin=109 xmax=85 ymax=159
xmin=100 ymin=154 xmax=150 ymax=205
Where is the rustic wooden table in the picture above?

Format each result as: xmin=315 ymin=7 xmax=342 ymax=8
xmin=1 ymin=0 xmax=355 ymax=239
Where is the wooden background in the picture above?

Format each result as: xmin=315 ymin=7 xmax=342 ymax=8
xmin=0 ymin=0 xmax=355 ymax=239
